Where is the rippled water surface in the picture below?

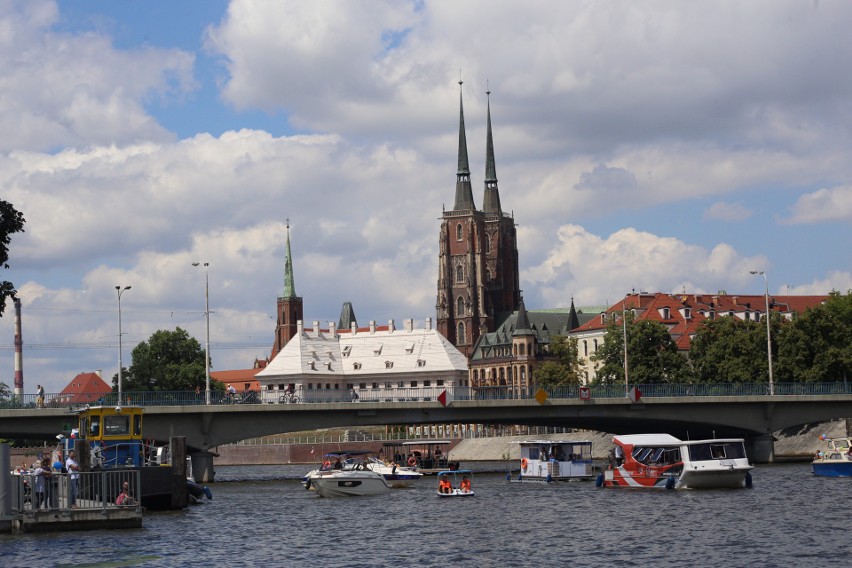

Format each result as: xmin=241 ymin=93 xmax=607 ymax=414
xmin=2 ymin=462 xmax=846 ymax=567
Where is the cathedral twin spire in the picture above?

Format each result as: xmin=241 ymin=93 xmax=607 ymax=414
xmin=452 ymin=81 xmax=501 ymax=214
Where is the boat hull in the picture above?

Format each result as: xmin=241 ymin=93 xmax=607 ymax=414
xmin=436 ymin=489 xmax=475 ymax=497
xmin=812 ymin=462 xmax=852 ymax=477
xmin=311 ymin=472 xmax=391 ymax=497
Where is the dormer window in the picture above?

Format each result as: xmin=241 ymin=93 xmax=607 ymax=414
xmin=308 ymin=361 xmax=316 ymax=370
xmin=325 ymin=362 xmax=332 ymax=370
xmin=385 ymin=361 xmax=394 ymax=369
xmin=405 ymin=342 xmax=415 ymax=354
xmin=342 ymin=345 xmax=352 ymax=357
xmin=417 ymin=359 xmax=426 ymax=367
xmin=373 ymin=344 xmax=383 ymax=355
xmin=353 ymin=362 xmax=362 ymax=370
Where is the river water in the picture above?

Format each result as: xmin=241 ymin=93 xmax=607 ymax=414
xmin=1 ymin=462 xmax=846 ymax=567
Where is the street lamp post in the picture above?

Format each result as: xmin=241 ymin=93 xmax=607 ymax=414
xmin=750 ymin=270 xmax=774 ymax=395
xmin=193 ymin=262 xmax=211 ymax=405
xmin=622 ymin=297 xmax=629 ymax=397
xmin=116 ymin=285 xmax=131 ymax=400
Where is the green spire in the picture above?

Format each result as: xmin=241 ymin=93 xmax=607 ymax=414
xmin=282 ymin=220 xmax=296 ymax=298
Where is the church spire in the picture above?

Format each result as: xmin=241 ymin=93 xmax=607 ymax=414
xmin=282 ymin=220 xmax=296 ymax=299
xmin=452 ymin=80 xmax=476 ymax=211
xmin=482 ymin=89 xmax=502 ymax=214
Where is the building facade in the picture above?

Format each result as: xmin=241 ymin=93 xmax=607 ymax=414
xmin=437 ymin=84 xmax=520 ymax=357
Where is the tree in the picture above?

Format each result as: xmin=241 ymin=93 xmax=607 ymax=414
xmin=689 ymin=315 xmax=776 ymax=383
xmin=119 ymin=327 xmax=214 ymax=392
xmin=591 ymin=314 xmax=690 ymax=385
xmin=776 ymin=291 xmax=852 ymax=382
xmin=0 ymin=199 xmax=26 ymax=318
xmin=536 ymin=335 xmax=583 ymax=387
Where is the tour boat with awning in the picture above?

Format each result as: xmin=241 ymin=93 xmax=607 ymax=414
xmin=510 ymin=440 xmax=594 ymax=482
xmin=599 ymin=434 xmax=753 ymax=489
xmin=812 ymin=437 xmax=852 ymax=477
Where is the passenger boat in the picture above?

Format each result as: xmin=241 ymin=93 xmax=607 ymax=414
xmin=381 ymin=440 xmax=459 ymax=474
xmin=365 ymin=457 xmax=423 ymax=488
xmin=64 ymin=405 xmax=209 ymax=509
xmin=436 ymin=469 xmax=475 ymax=497
xmin=307 ymin=455 xmax=391 ymax=497
xmin=599 ymin=434 xmax=753 ymax=490
xmin=510 ymin=440 xmax=594 ymax=482
xmin=812 ymin=437 xmax=852 ymax=477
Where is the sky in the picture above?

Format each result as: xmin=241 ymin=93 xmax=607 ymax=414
xmin=1 ymin=0 xmax=850 ymax=394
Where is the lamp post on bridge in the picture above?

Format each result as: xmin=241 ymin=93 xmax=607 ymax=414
xmin=116 ymin=285 xmax=131 ymax=400
xmin=192 ymin=262 xmax=211 ymax=405
xmin=749 ymin=270 xmax=774 ymax=396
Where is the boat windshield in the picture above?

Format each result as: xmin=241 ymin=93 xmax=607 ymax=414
xmin=687 ymin=441 xmax=746 ymax=461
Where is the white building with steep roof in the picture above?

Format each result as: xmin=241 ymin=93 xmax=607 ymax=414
xmin=255 ymin=317 xmax=469 ymax=403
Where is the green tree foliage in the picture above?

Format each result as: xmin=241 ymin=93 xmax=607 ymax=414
xmin=0 ymin=199 xmax=26 ymax=317
xmin=591 ymin=314 xmax=690 ymax=385
xmin=536 ymin=335 xmax=583 ymax=387
xmin=119 ymin=327 xmax=212 ymax=392
xmin=689 ymin=315 xmax=777 ymax=383
xmin=776 ymin=291 xmax=852 ymax=382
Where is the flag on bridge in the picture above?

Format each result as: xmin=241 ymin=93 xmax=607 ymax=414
xmin=437 ymin=389 xmax=454 ymax=407
xmin=628 ymin=386 xmax=642 ymax=403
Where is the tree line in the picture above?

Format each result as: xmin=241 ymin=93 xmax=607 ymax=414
xmin=537 ymin=291 xmax=851 ymax=386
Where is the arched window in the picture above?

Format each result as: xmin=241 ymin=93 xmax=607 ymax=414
xmin=593 ymin=339 xmax=598 ymax=351
xmin=485 ymin=236 xmax=492 ymax=253
xmin=457 ymin=322 xmax=466 ymax=344
xmin=583 ymin=340 xmax=588 ymax=357
xmin=519 ymin=343 xmax=526 ymax=356
xmin=456 ymin=224 xmax=463 ymax=241
xmin=457 ymin=296 xmax=465 ymax=317
xmin=456 ymin=265 xmax=464 ymax=283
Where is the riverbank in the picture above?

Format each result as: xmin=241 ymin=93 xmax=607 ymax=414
xmin=206 ymin=418 xmax=850 ymax=465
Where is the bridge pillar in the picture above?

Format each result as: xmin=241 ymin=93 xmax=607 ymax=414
xmin=746 ymin=434 xmax=775 ymax=464
xmin=190 ymin=452 xmax=216 ymax=483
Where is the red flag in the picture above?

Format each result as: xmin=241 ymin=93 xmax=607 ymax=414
xmin=628 ymin=386 xmax=642 ymax=403
xmin=438 ymin=389 xmax=453 ymax=407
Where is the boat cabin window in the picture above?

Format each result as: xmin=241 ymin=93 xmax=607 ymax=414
xmin=104 ymin=414 xmax=130 ymax=436
xmin=89 ymin=416 xmax=101 ymax=437
xmin=650 ymin=448 xmax=665 ymax=463
xmin=633 ymin=448 xmax=654 ymax=462
xmin=688 ymin=442 xmax=746 ymax=461
xmin=134 ymin=414 xmax=142 ymax=436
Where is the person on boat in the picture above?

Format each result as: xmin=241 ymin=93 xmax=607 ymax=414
xmin=459 ymin=475 xmax=471 ymax=493
xmin=438 ymin=475 xmax=453 ymax=494
xmin=814 ymin=450 xmax=823 ymax=460
xmin=333 ymin=457 xmax=343 ymax=470
xmin=320 ymin=459 xmax=332 ymax=471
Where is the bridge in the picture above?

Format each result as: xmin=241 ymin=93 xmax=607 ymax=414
xmin=2 ymin=383 xmax=851 ymax=481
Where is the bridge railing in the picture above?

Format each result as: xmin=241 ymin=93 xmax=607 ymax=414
xmin=3 ymin=382 xmax=850 ymax=410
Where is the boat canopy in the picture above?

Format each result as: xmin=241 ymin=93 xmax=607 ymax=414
xmin=517 ymin=440 xmax=592 ymax=446
xmin=402 ymin=440 xmax=451 ymax=446
xmin=614 ymin=434 xmax=681 ymax=446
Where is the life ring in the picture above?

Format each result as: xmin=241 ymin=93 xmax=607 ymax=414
xmin=407 ymin=456 xmax=417 ymax=467
xmin=521 ymin=458 xmax=528 ymax=472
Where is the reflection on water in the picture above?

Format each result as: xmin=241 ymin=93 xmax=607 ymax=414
xmin=2 ymin=463 xmax=845 ymax=567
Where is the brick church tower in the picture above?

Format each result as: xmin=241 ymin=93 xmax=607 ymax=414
xmin=271 ymin=221 xmax=303 ymax=359
xmin=437 ymin=83 xmax=520 ymax=357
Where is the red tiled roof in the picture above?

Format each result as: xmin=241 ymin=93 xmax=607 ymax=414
xmin=54 ymin=372 xmax=112 ymax=404
xmin=210 ymin=368 xmax=262 ymax=391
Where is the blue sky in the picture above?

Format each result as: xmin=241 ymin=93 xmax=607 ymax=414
xmin=1 ymin=0 xmax=850 ymax=393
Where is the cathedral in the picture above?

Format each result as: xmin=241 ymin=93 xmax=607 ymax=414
xmin=436 ymin=83 xmax=521 ymax=357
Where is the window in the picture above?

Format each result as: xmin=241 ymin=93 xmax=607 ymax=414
xmin=456 ymin=265 xmax=464 ymax=283
xmin=104 ymin=415 xmax=130 ymax=436
xmin=371 ymin=383 xmax=378 ymax=389
xmin=485 ymin=236 xmax=492 ymax=253
xmin=437 ymin=380 xmax=444 ymax=386
xmin=353 ymin=362 xmax=362 ymax=370
xmin=417 ymin=359 xmax=426 ymax=367
xmin=308 ymin=383 xmax=313 ymax=390
xmin=385 ymin=361 xmax=394 ymax=369
xmin=359 ymin=383 xmax=367 ymax=389
xmin=519 ymin=343 xmax=526 ymax=356
xmin=583 ymin=340 xmax=588 ymax=357
xmin=457 ymin=322 xmax=466 ymax=344
xmin=397 ymin=381 xmax=404 ymax=388
xmin=410 ymin=381 xmax=418 ymax=387
xmin=424 ymin=380 xmax=431 ymax=387
xmin=385 ymin=382 xmax=392 ymax=389
xmin=457 ymin=296 xmax=465 ymax=316
xmin=342 ymin=345 xmax=352 ymax=357
xmin=456 ymin=224 xmax=463 ymax=241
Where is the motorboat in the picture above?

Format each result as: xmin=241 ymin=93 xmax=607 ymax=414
xmin=510 ymin=440 xmax=594 ymax=482
xmin=303 ymin=451 xmax=391 ymax=497
xmin=436 ymin=469 xmax=475 ymax=497
xmin=812 ymin=437 xmax=852 ymax=477
xmin=599 ymin=434 xmax=753 ymax=489
xmin=309 ymin=467 xmax=391 ymax=497
xmin=365 ymin=457 xmax=423 ymax=488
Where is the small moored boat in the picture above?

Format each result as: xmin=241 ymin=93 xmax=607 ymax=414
xmin=436 ymin=469 xmax=475 ymax=497
xmin=510 ymin=440 xmax=594 ymax=483
xmin=812 ymin=437 xmax=852 ymax=477
xmin=599 ymin=434 xmax=753 ymax=490
xmin=304 ymin=452 xmax=391 ymax=497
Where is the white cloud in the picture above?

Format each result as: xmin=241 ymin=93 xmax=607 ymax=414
xmin=783 ymin=185 xmax=852 ymax=224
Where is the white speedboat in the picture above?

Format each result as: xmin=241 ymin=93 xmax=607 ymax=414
xmin=511 ymin=440 xmax=595 ymax=483
xmin=600 ymin=434 xmax=753 ymax=490
xmin=310 ymin=468 xmax=391 ymax=497
xmin=365 ymin=457 xmax=423 ymax=488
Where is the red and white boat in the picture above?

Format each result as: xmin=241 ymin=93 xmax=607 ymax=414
xmin=599 ymin=434 xmax=753 ymax=490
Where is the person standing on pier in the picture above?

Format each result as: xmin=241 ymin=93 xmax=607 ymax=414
xmin=66 ymin=450 xmax=80 ymax=508
xmin=34 ymin=458 xmax=50 ymax=509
